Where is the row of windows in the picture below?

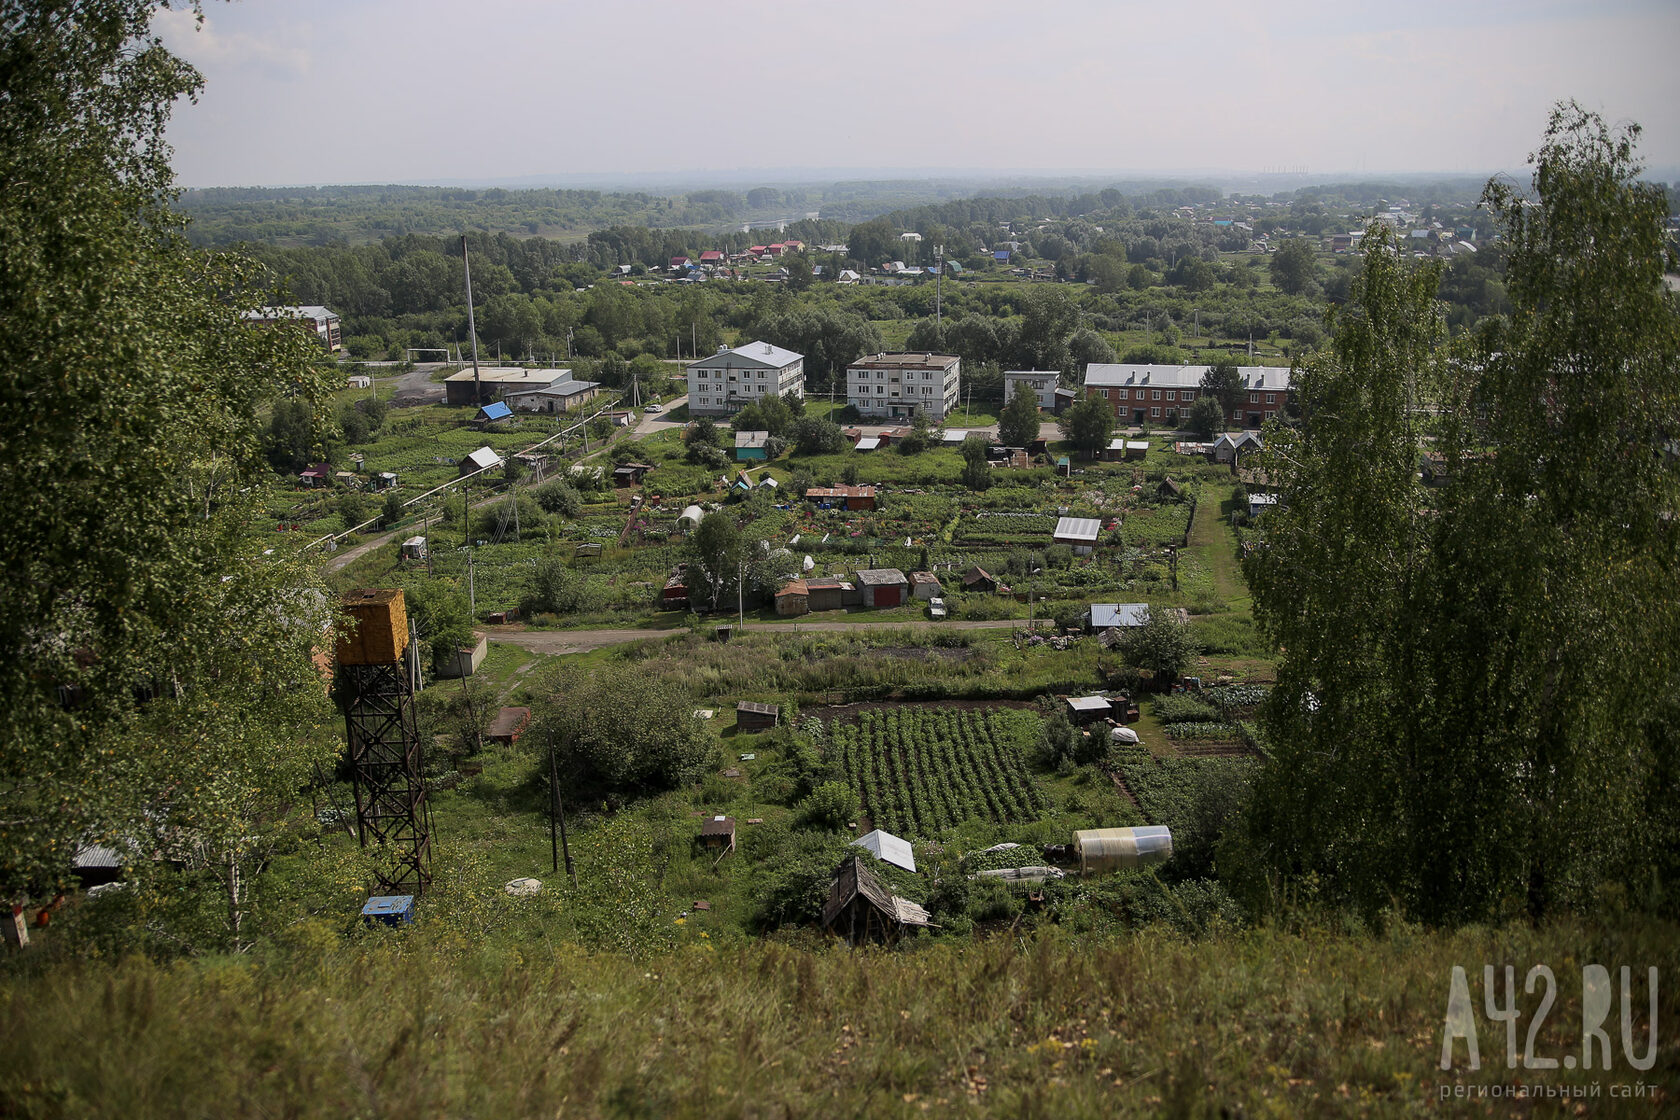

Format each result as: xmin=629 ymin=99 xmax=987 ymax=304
xmin=1100 ymin=387 xmax=1281 ymax=404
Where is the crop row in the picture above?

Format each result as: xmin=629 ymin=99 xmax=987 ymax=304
xmin=829 ymin=708 xmax=1046 ymax=838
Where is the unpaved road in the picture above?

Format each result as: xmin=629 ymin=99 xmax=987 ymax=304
xmin=488 ymin=617 xmax=1030 ymax=656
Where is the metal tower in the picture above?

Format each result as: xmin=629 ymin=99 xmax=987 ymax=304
xmin=338 ymin=589 xmax=433 ymax=896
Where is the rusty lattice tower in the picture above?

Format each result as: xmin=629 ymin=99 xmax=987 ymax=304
xmin=338 ymin=589 xmax=432 ymax=896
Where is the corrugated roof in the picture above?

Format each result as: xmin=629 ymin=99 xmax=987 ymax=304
xmin=1067 ymin=695 xmax=1113 ymax=712
xmin=854 ymin=437 xmax=881 ymax=451
xmin=690 ymin=340 xmax=803 ymax=370
xmin=478 ymin=401 xmax=512 ymax=421
xmin=853 ymin=829 xmax=916 ymax=872
xmin=463 ymin=446 xmax=502 ymax=471
xmin=1091 ymin=603 xmax=1148 ymax=628
xmin=735 ymin=430 xmax=769 ymax=448
xmin=1053 ymin=516 xmax=1102 ymax=542
xmin=737 ymin=700 xmax=780 ymax=716
xmin=853 ymin=568 xmax=907 ymax=586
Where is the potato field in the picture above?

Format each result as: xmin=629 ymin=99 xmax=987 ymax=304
xmin=828 ymin=707 xmax=1046 ymax=837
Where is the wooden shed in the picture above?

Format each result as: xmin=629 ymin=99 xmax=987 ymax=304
xmin=821 ymin=856 xmax=933 ymax=946
xmin=961 ymin=566 xmax=998 ymax=593
xmin=487 ymin=706 xmax=531 ymax=746
xmin=805 ymin=575 xmax=853 ymax=613
xmin=736 ymin=701 xmax=780 ymax=731
xmin=699 ymin=815 xmax=736 ymax=853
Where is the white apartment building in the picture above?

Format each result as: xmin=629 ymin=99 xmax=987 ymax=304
xmin=686 ymin=341 xmax=805 ymax=416
xmin=1004 ymin=370 xmax=1059 ymax=410
xmin=845 ymin=353 xmax=961 ymax=422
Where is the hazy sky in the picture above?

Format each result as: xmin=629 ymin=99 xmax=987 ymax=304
xmin=157 ymin=0 xmax=1680 ymax=188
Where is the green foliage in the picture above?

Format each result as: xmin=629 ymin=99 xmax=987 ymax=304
xmin=1057 ymin=394 xmax=1114 ymax=460
xmin=792 ymin=415 xmax=845 ymax=455
xmin=521 ymin=556 xmax=599 ymax=616
xmin=1152 ymin=694 xmax=1221 ymax=724
xmin=1246 ymin=106 xmax=1680 ymax=922
xmin=1188 ymin=395 xmax=1226 ymax=440
xmin=534 ymin=479 xmax=583 ymax=517
xmin=797 ymin=780 xmax=857 ymax=831
xmin=336 ymin=490 xmax=373 ymax=532
xmin=265 ymin=398 xmax=320 ymax=473
xmin=997 ymin=380 xmax=1042 ymax=448
xmin=1118 ymin=607 xmax=1199 ymax=681
xmin=1268 ymin=236 xmax=1318 ymax=295
xmin=535 ymin=662 xmax=715 ymax=797
xmin=959 ymin=433 xmax=992 ymax=490
xmin=0 ymin=0 xmax=337 ymax=921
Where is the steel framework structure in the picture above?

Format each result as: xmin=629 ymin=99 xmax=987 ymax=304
xmin=341 ymin=659 xmax=433 ymax=895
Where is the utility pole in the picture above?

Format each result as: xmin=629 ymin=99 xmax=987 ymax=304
xmin=467 ymin=550 xmax=476 ymax=618
xmin=461 ymin=235 xmax=483 ymax=405
xmin=548 ymin=733 xmax=577 ymax=887
xmin=737 ymin=557 xmax=745 ymax=625
xmin=934 ymin=243 xmax=944 ymax=336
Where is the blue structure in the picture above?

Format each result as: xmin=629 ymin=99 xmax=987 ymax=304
xmin=361 ymin=895 xmax=415 ymax=926
xmin=476 ymin=401 xmax=513 ymax=423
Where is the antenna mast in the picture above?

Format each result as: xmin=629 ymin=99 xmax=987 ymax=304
xmin=462 ymin=235 xmax=483 ymax=404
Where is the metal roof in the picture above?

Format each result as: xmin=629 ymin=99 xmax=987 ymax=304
xmin=1053 ymin=516 xmax=1102 ymax=542
xmin=735 ymin=430 xmax=770 ymax=448
xmin=853 ymin=568 xmax=907 ymax=586
xmin=736 ymin=700 xmax=780 ymax=716
xmin=690 ymin=340 xmax=803 ymax=370
xmin=854 ymin=437 xmax=881 ymax=451
xmin=1083 ymin=363 xmax=1293 ymax=391
xmin=477 ymin=401 xmax=512 ymax=421
xmin=1067 ymin=695 xmax=1113 ymax=712
xmin=1091 ymin=603 xmax=1148 ymax=629
xmin=463 ymin=446 xmax=502 ymax=471
xmin=853 ymin=829 xmax=917 ymax=872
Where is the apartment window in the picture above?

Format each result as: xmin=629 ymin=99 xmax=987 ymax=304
xmin=876 ymin=385 xmax=884 ymax=394
xmin=1102 ymin=389 xmax=1112 ymax=399
xmin=1152 ymin=390 xmax=1161 ymax=400
xmin=1231 ymin=410 xmax=1242 ymax=421
xmin=1266 ymin=393 xmax=1276 ymax=404
xmin=1249 ymin=393 xmax=1259 ymax=404
xmin=1151 ymin=406 xmax=1161 ymax=418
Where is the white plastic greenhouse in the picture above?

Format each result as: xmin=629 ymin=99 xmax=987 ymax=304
xmin=1073 ymin=826 xmax=1173 ymax=875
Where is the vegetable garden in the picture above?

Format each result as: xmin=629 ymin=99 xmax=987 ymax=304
xmin=828 ymin=707 xmax=1046 ymax=837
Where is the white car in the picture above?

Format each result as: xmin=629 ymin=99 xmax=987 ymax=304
xmin=643 ymin=403 xmax=662 ymax=413
xmin=928 ymin=597 xmax=947 ymax=619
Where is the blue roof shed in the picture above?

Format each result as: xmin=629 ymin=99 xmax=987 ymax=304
xmin=361 ymin=895 xmax=415 ymax=926
xmin=476 ymin=401 xmax=513 ymax=423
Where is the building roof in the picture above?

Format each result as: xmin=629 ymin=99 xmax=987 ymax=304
xmin=854 ymin=437 xmax=881 ymax=451
xmin=477 ymin=401 xmax=513 ymax=422
xmin=1083 ymin=363 xmax=1293 ymax=392
xmin=821 ymin=856 xmax=932 ymax=932
xmin=1067 ymin=695 xmax=1113 ymax=713
xmin=805 ymin=575 xmax=853 ymax=591
xmin=487 ymin=707 xmax=530 ymax=739
xmin=1091 ymin=603 xmax=1148 ymax=629
xmin=910 ymin=571 xmax=941 ymax=587
xmin=736 ymin=700 xmax=780 ymax=716
xmin=775 ymin=579 xmax=809 ymax=598
xmin=805 ymin=484 xmax=875 ymax=500
xmin=849 ymin=352 xmax=960 ymax=371
xmin=852 ymin=829 xmax=917 ymax=872
xmin=240 ymin=305 xmax=338 ymax=322
xmin=735 ymin=430 xmax=770 ymax=449
xmin=1214 ymin=430 xmax=1264 ymax=450
xmin=1125 ymin=440 xmax=1149 ymax=451
xmin=462 ymin=446 xmax=502 ymax=472
xmin=508 ymin=378 xmax=599 ymax=401
xmin=691 ymin=341 xmax=802 ymax=371
xmin=700 ymin=815 xmax=735 ymax=837
xmin=445 ymin=367 xmax=571 ymax=389
xmin=854 ymin=568 xmax=908 ymax=586
xmin=1005 ymin=369 xmax=1059 ymax=381
xmin=1053 ymin=516 xmax=1102 ymax=543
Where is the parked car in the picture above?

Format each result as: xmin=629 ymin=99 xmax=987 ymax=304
xmin=643 ymin=403 xmax=662 ymax=413
xmin=928 ymin=597 xmax=947 ymax=619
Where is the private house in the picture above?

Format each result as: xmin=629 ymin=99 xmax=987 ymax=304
xmin=961 ymin=565 xmax=998 ymax=593
xmin=909 ymin=571 xmax=942 ymax=601
xmin=505 ymin=377 xmax=602 ymax=414
xmin=699 ymin=250 xmax=725 ymax=267
xmin=1083 ymin=364 xmax=1293 ymax=429
xmin=1088 ymin=603 xmax=1148 ymax=632
xmin=774 ymin=579 xmax=809 ymax=617
xmin=736 ymin=701 xmax=780 ymax=731
xmin=474 ymin=401 xmax=513 ymax=427
xmin=845 ymin=353 xmax=962 ymax=422
xmin=299 ymin=463 xmax=333 ymax=488
xmin=805 ymin=484 xmax=876 ymax=511
xmin=735 ymin=430 xmax=770 ymax=461
xmin=459 ymin=446 xmax=503 ymax=478
xmin=1053 ymin=516 xmax=1103 ymax=556
xmin=613 ymin=462 xmax=654 ymax=487
xmin=1004 ymin=370 xmax=1059 ymax=410
xmin=240 ymin=305 xmax=342 ymax=353
xmin=853 ymin=568 xmax=909 ymax=608
xmin=687 ymin=341 xmax=805 ymax=417
xmin=444 ymin=367 xmax=573 ymax=407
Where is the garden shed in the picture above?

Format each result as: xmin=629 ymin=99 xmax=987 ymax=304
xmin=400 ymin=536 xmax=428 ymax=561
xmin=1066 ymin=695 xmax=1112 ymax=723
xmin=699 ymin=815 xmax=736 ymax=853
xmin=1088 ymin=603 xmax=1148 ymax=631
xmin=459 ymin=446 xmax=502 ymax=478
xmin=1074 ymin=826 xmax=1173 ymax=875
xmin=961 ymin=566 xmax=999 ymax=593
xmin=909 ymin=571 xmax=942 ymax=601
xmin=852 ymin=829 xmax=916 ymax=872
xmin=1053 ymin=517 xmax=1103 ymax=556
xmin=821 ymin=856 xmax=932 ymax=946
xmin=805 ymin=575 xmax=855 ymax=612
xmin=736 ymin=701 xmax=780 ymax=731
xmin=774 ymin=579 xmax=809 ymax=617
xmin=487 ymin=706 xmax=530 ymax=746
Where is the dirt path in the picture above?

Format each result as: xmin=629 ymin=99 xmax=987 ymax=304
xmin=1185 ymin=483 xmax=1250 ymax=608
xmin=488 ymin=617 xmax=1025 ymax=656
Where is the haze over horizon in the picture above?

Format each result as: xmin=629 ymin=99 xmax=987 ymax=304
xmin=159 ymin=0 xmax=1680 ymax=191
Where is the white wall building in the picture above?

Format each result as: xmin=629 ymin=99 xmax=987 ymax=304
xmin=1004 ymin=370 xmax=1059 ymax=410
xmin=686 ymin=341 xmax=805 ymax=416
xmin=845 ymin=353 xmax=961 ymax=422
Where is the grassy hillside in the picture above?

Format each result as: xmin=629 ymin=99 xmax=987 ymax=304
xmin=2 ymin=917 xmax=1673 ymax=1117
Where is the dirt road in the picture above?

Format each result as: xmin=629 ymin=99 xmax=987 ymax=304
xmin=488 ymin=617 xmax=1028 ymax=656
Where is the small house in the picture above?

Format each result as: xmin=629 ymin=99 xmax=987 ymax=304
xmin=853 ymin=568 xmax=909 ymax=608
xmin=299 ymin=463 xmax=333 ymax=488
xmin=459 ymin=446 xmax=503 ymax=478
xmin=821 ymin=856 xmax=932 ymax=946
xmin=1248 ymin=493 xmax=1280 ymax=519
xmin=474 ymin=401 xmax=514 ymax=427
xmin=661 ymin=574 xmax=689 ymax=609
xmin=806 ymin=485 xmax=876 ymax=511
xmin=1053 ymin=386 xmax=1079 ymax=414
xmin=699 ymin=815 xmax=736 ymax=853
xmin=735 ymin=430 xmax=770 ymax=461
xmin=1158 ymin=477 xmax=1183 ymax=500
xmin=400 ymin=536 xmax=428 ymax=561
xmin=1052 ymin=516 xmax=1103 ymax=556
xmin=487 ymin=706 xmax=531 ymax=746
xmin=372 ymin=471 xmax=399 ymax=491
xmin=909 ymin=571 xmax=942 ymax=601
xmin=1212 ymin=430 xmax=1263 ymax=464
xmin=1104 ymin=438 xmax=1126 ymax=462
xmin=1124 ymin=440 xmax=1149 ymax=462
xmin=774 ymin=579 xmax=810 ymax=617
xmin=435 ymin=631 xmax=488 ymax=679
xmin=1089 ymin=603 xmax=1148 ymax=631
xmin=736 ymin=701 xmax=780 ymax=731
xmin=961 ymin=565 xmax=998 ymax=593
xmin=1066 ymin=695 xmax=1113 ymax=723
xmin=614 ymin=462 xmax=654 ymax=487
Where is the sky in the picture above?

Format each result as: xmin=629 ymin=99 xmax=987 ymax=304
xmin=157 ymin=0 xmax=1680 ymax=189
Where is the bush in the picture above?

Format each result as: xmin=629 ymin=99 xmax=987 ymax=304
xmin=1152 ymin=694 xmax=1222 ymax=724
xmin=534 ymin=480 xmax=583 ymax=518
xmin=798 ymin=780 xmax=857 ymax=831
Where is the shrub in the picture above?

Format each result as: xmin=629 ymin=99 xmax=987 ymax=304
xmin=798 ymin=781 xmax=857 ymax=831
xmin=534 ymin=480 xmax=583 ymax=518
xmin=1153 ymin=694 xmax=1222 ymax=724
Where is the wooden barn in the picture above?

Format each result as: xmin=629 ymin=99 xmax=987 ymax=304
xmin=774 ymin=579 xmax=810 ymax=617
xmin=736 ymin=701 xmax=780 ymax=731
xmin=821 ymin=856 xmax=933 ymax=946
